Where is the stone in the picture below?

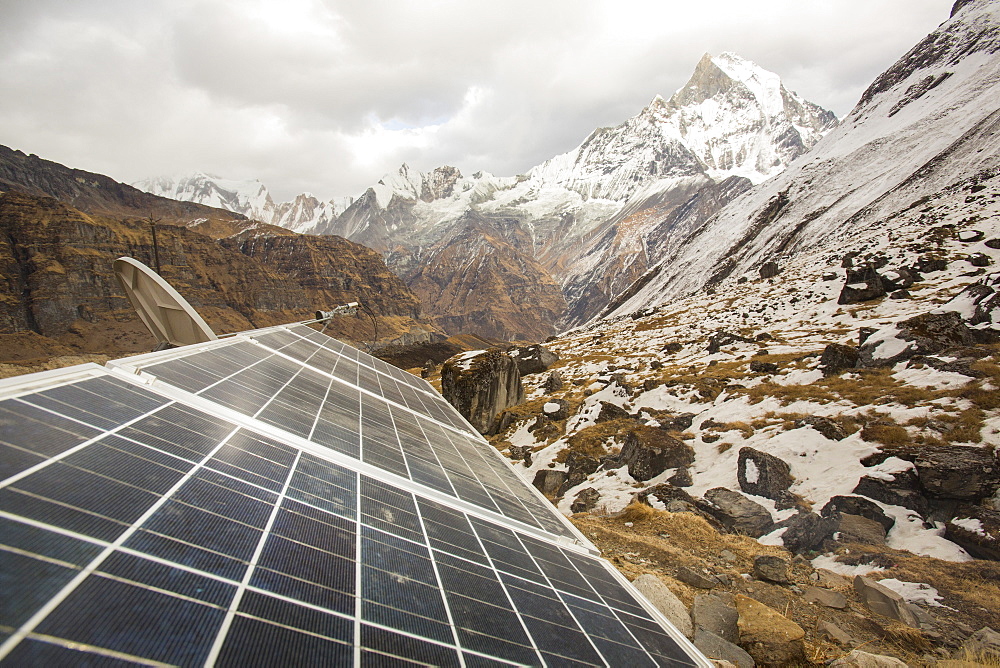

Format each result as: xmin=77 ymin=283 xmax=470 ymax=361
xmin=694 ymin=629 xmax=755 ymax=668
xmin=508 ymin=445 xmax=533 ymax=466
xmin=611 ymin=428 xmax=695 ymax=482
xmin=759 ymin=262 xmax=780 ymax=279
xmin=558 ymin=452 xmax=600 ymax=496
xmin=819 ymin=343 xmax=859 ymax=376
xmin=707 ymin=330 xmax=753 ymax=354
xmin=570 ymin=487 xmax=601 ymax=514
xmin=802 ymin=585 xmax=848 ymax=609
xmin=959 ymin=626 xmax=1000 ymax=662
xmin=815 ymin=569 xmax=850 ymax=588
xmin=943 ymin=271 xmax=1000 ymax=329
xmin=818 ymin=620 xmax=854 ymax=645
xmin=693 ymin=593 xmax=739 ymax=643
xmin=737 ymin=448 xmax=794 ymax=501
xmin=836 ymin=513 xmax=888 ymax=545
xmin=987 ymin=239 xmax=1000 ymax=249
xmin=752 ymin=555 xmax=790 ymax=584
xmin=441 ymin=348 xmax=524 ymax=434
xmin=839 ymin=264 xmax=887 ymax=304
xmin=969 ymin=252 xmax=993 ymax=267
xmin=858 ymin=311 xmax=979 ymax=368
xmin=700 ymin=488 xmax=775 ymax=538
xmin=882 ymin=266 xmax=921 ymax=291
xmin=667 ymin=466 xmax=693 ymax=487
xmin=541 ymin=398 xmax=570 ymax=421
xmin=677 ymin=566 xmax=719 ymax=589
xmin=914 ymin=255 xmax=948 ymax=273
xmin=853 ymin=470 xmax=929 ymax=516
xmin=794 ymin=416 xmax=847 ymax=441
xmin=637 ymin=483 xmax=698 ymax=508
xmin=822 ymin=496 xmax=895 ymax=532
xmin=748 ymin=360 xmax=778 ymax=374
xmin=958 ymin=229 xmax=985 ymax=243
xmin=663 ymin=341 xmax=683 ymax=354
xmin=531 ymin=469 xmax=568 ymax=497
xmin=853 ymin=576 xmax=919 ymax=627
xmin=509 ymin=344 xmax=559 ymax=376
xmin=595 ymin=401 xmax=630 ymax=423
xmin=829 ymin=650 xmax=908 ymax=667
xmin=889 ymin=289 xmax=910 ymax=299
xmin=632 ymin=574 xmax=693 ymax=638
xmin=911 ymin=444 xmax=1000 ymax=500
xmin=734 ymin=594 xmax=806 ymax=666
xmin=777 ymin=511 xmax=838 ymax=554
xmin=945 ymin=505 xmax=1000 ymax=560
xmin=543 ymin=370 xmax=564 ymax=393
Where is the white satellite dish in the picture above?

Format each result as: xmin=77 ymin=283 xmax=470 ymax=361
xmin=113 ymin=256 xmax=217 ymax=348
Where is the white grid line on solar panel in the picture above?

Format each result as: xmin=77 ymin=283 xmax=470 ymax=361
xmin=0 ymin=417 xmax=701 ymax=668
xmin=0 ymin=417 xmax=243 ymax=661
xmin=109 ymin=343 xmax=584 ymax=545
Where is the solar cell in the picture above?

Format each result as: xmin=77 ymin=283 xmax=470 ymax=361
xmin=0 ymin=348 xmax=706 ymax=666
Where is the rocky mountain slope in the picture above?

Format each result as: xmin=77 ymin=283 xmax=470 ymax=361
xmin=139 ymin=53 xmax=837 ymax=337
xmin=0 ymin=153 xmax=432 ymax=361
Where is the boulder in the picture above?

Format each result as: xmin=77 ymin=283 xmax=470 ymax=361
xmin=708 ymin=330 xmax=753 ymax=354
xmin=959 ymin=626 xmax=1000 ymax=662
xmin=441 ymin=348 xmax=524 ymax=434
xmin=829 ymin=650 xmax=908 ymax=667
xmin=637 ymin=483 xmax=698 ymax=508
xmin=822 ymin=496 xmax=895 ymax=532
xmin=910 ymin=445 xmax=1000 ymax=500
xmin=819 ymin=343 xmax=859 ymax=376
xmin=693 ymin=593 xmax=739 ymax=643
xmin=667 ymin=466 xmax=693 ymax=487
xmin=969 ymin=252 xmax=993 ymax=267
xmin=853 ymin=469 xmax=929 ymax=516
xmin=632 ymin=574 xmax=693 ymax=638
xmin=914 ymin=255 xmax=948 ymax=273
xmin=941 ymin=271 xmax=1000 ymax=328
xmin=858 ymin=311 xmax=978 ymax=368
xmin=759 ymin=261 xmax=780 ymax=279
xmin=695 ymin=629 xmax=755 ymax=668
xmin=595 ymin=401 xmax=630 ymax=423
xmin=817 ymin=620 xmax=854 ymax=645
xmin=853 ymin=576 xmax=919 ymax=627
xmin=676 ymin=566 xmax=720 ymax=589
xmin=541 ymin=398 xmax=570 ymax=421
xmin=570 ymin=487 xmax=601 ymax=514
xmin=509 ymin=344 xmax=558 ymax=376
xmin=836 ymin=514 xmax=888 ymax=545
xmin=987 ymin=239 xmax=1000 ymax=250
xmin=748 ymin=360 xmax=778 ymax=374
xmin=543 ymin=370 xmax=564 ymax=393
xmin=531 ymin=469 xmax=568 ymax=497
xmin=700 ymin=488 xmax=774 ymax=538
xmin=752 ymin=555 xmax=790 ymax=584
xmin=945 ymin=505 xmax=1000 ymax=560
xmin=777 ymin=511 xmax=838 ymax=554
xmin=958 ymin=229 xmax=985 ymax=243
xmin=558 ymin=451 xmax=600 ymax=495
xmin=838 ymin=264 xmax=887 ymax=304
xmin=612 ymin=428 xmax=695 ymax=482
xmin=795 ymin=416 xmax=847 ymax=441
xmin=508 ymin=445 xmax=533 ymax=465
xmin=737 ymin=448 xmax=794 ymax=501
xmin=882 ymin=266 xmax=921 ymax=291
xmin=735 ymin=594 xmax=806 ymax=666
xmin=802 ymin=585 xmax=848 ymax=609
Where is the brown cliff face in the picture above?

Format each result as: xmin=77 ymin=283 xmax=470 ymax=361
xmin=0 ymin=191 xmax=429 ymax=360
xmin=393 ymin=212 xmax=567 ymax=342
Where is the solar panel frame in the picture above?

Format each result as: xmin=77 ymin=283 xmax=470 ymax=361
xmin=1 ymin=342 xmax=709 ymax=667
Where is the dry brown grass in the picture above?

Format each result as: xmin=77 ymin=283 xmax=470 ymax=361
xmin=559 ymin=419 xmax=637 ymax=461
xmin=860 ymin=421 xmax=911 ymax=446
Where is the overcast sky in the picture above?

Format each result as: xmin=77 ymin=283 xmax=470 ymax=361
xmin=1 ymin=0 xmax=951 ymax=201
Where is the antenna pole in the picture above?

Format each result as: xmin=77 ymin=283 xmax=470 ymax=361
xmin=147 ymin=214 xmax=162 ymax=274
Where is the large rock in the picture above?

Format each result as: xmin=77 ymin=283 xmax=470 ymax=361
xmin=694 ymin=629 xmax=755 ymax=668
xmin=829 ymin=650 xmax=908 ymax=667
xmin=858 ymin=311 xmax=979 ymax=367
xmin=558 ymin=451 xmax=600 ymax=495
xmin=795 ymin=415 xmax=847 ymax=440
xmin=853 ymin=469 xmax=929 ymax=516
xmin=853 ymin=576 xmax=919 ymax=627
xmin=802 ymin=585 xmax=848 ymax=609
xmin=693 ymin=593 xmax=739 ymax=643
xmin=510 ymin=344 xmax=559 ymax=375
xmin=632 ymin=574 xmax=693 ymax=639
xmin=541 ymin=398 xmax=570 ymax=421
xmin=959 ymin=627 xmax=1000 ymax=662
xmin=911 ymin=445 xmax=1000 ymax=500
xmin=945 ymin=505 xmax=1000 ymax=560
xmin=699 ymin=488 xmax=774 ymax=538
xmin=776 ymin=511 xmax=838 ymax=554
xmin=570 ymin=487 xmax=601 ymax=514
xmin=839 ymin=264 xmax=887 ymax=304
xmin=595 ymin=401 xmax=631 ymax=423
xmin=737 ymin=448 xmax=794 ymax=501
xmin=735 ymin=594 xmax=806 ymax=666
xmin=752 ymin=555 xmax=790 ymax=584
xmin=819 ymin=343 xmax=859 ymax=376
xmin=441 ymin=348 xmax=525 ymax=434
xmin=759 ymin=261 xmax=780 ymax=279
xmin=531 ymin=469 xmax=568 ymax=497
xmin=942 ymin=271 xmax=1000 ymax=329
xmin=609 ymin=427 xmax=695 ymax=482
xmin=822 ymin=495 xmax=895 ymax=532
xmin=543 ymin=370 xmax=564 ymax=393
xmin=835 ymin=514 xmax=887 ymax=545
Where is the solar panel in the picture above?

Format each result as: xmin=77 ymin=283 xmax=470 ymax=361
xmin=0 ymin=331 xmax=708 ymax=666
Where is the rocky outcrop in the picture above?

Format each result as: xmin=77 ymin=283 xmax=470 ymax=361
xmin=607 ymin=427 xmax=695 ymax=481
xmin=440 ymin=348 xmax=525 ymax=434
xmin=858 ymin=311 xmax=978 ymax=367
xmin=945 ymin=505 xmax=1000 ymax=560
